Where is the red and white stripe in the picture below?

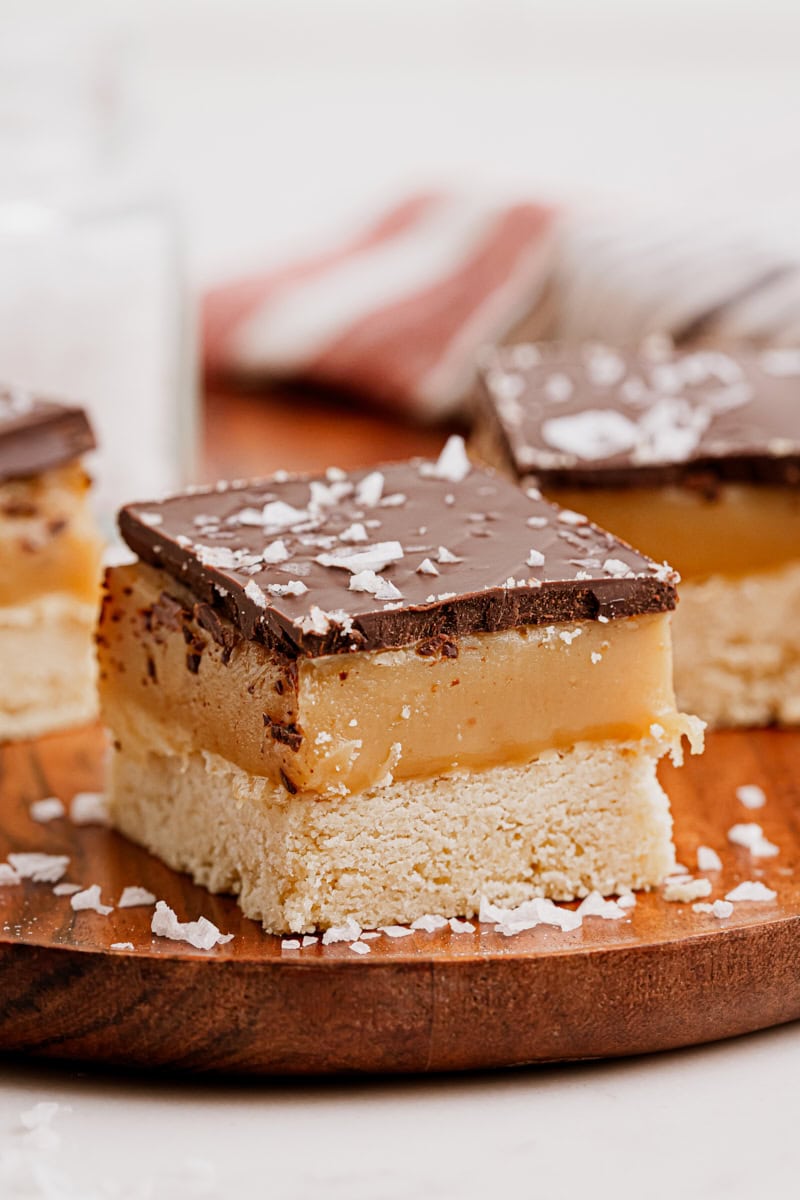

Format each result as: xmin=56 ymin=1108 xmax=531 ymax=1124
xmin=203 ymin=193 xmax=558 ymax=419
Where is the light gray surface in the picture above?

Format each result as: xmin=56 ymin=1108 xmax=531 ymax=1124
xmin=1 ymin=1022 xmax=797 ymax=1198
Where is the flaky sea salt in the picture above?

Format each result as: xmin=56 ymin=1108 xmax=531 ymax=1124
xmin=617 ymin=893 xmax=636 ymax=909
xmin=725 ymin=881 xmax=777 ymax=903
xmin=244 ymin=579 xmax=268 ymax=607
xmin=542 ymin=409 xmax=638 ymax=461
xmin=321 ymin=917 xmax=362 ymax=945
xmin=8 ymin=853 xmax=69 ymax=883
xmin=693 ymin=900 xmax=734 ymax=919
xmin=557 ymin=509 xmax=589 ymax=527
xmin=301 ymin=935 xmax=318 ymax=947
xmin=267 ymin=580 xmax=308 ymax=597
xmin=69 ymin=792 xmax=109 ymax=826
xmin=70 ymin=885 xmax=113 ymax=915
xmin=29 ymin=798 xmax=65 ymax=823
xmin=53 ymin=882 xmax=82 ymax=896
xmin=281 ymin=939 xmax=301 ymax=951
xmin=339 ymin=522 xmax=368 ymax=544
xmin=449 ymin=918 xmax=475 ymax=933
xmin=481 ymin=894 xmax=583 ymax=934
xmin=349 ymin=570 xmax=402 ymax=600
xmin=416 ymin=558 xmax=439 ymax=576
xmin=0 ymin=863 xmax=21 ymax=885
xmin=419 ymin=435 xmax=471 ymax=484
xmin=436 ymin=545 xmax=463 ymax=564
xmin=663 ymin=878 xmax=712 ymax=903
xmin=380 ymin=925 xmax=415 ymax=938
xmin=577 ymin=892 xmax=628 ymax=919
xmin=262 ymin=538 xmax=290 ymax=563
xmin=151 ymin=900 xmax=234 ymax=949
xmin=317 ymin=540 xmax=403 ymax=574
xmin=602 ymin=558 xmax=630 ymax=577
xmin=350 ymin=941 xmax=371 ymax=955
xmin=527 ymin=549 xmax=545 ymax=567
xmin=727 ymin=823 xmax=779 ymax=857
xmin=697 ymin=846 xmax=723 ymax=872
xmin=118 ymin=885 xmax=156 ymax=908
xmin=411 ymin=913 xmax=449 ymax=932
xmin=259 ymin=499 xmax=309 ymax=529
xmin=111 ymin=942 xmax=135 ymax=951
xmin=355 ymin=471 xmax=384 ymax=507
xmin=736 ymin=784 xmax=766 ymax=810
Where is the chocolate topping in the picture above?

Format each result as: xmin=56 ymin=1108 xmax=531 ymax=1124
xmin=477 ymin=340 xmax=800 ymax=489
xmin=0 ymin=388 xmax=96 ymax=483
xmin=119 ymin=438 xmax=677 ymax=660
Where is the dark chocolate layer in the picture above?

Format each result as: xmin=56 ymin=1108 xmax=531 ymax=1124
xmin=119 ymin=440 xmax=677 ymax=660
xmin=476 ymin=340 xmax=800 ymax=489
xmin=0 ymin=389 xmax=96 ymax=483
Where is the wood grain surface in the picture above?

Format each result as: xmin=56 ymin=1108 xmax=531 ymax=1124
xmin=0 ymin=726 xmax=798 ymax=1075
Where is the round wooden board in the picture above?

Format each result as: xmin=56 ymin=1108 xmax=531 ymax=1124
xmin=0 ymin=724 xmax=798 ymax=1076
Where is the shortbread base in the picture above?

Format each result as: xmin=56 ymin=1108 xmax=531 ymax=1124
xmin=673 ymin=562 xmax=800 ymax=728
xmin=0 ymin=594 xmax=98 ymax=741
xmin=109 ymin=733 xmax=684 ymax=933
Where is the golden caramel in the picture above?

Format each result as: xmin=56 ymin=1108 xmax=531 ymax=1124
xmin=99 ymin=562 xmax=690 ymax=797
xmin=0 ymin=462 xmax=103 ymax=606
xmin=545 ymin=484 xmax=800 ymax=582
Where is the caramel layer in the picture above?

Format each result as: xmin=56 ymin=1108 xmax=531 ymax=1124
xmin=99 ymin=562 xmax=690 ymax=797
xmin=546 ymin=484 xmax=800 ymax=582
xmin=0 ymin=462 xmax=103 ymax=605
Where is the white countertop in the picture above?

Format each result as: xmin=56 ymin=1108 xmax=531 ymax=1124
xmin=2 ymin=1021 xmax=797 ymax=1198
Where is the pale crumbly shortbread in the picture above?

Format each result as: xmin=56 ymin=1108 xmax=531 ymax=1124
xmin=109 ymin=728 xmax=697 ymax=934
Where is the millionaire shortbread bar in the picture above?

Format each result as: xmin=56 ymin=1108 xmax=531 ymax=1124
xmin=475 ymin=341 xmax=800 ymax=727
xmin=0 ymin=389 xmax=102 ymax=740
xmin=98 ymin=438 xmax=702 ymax=932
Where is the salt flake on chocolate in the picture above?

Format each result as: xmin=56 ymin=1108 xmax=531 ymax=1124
xmin=602 ymin=558 xmax=630 ymax=577
xmin=339 ymin=522 xmax=368 ymax=544
xmin=436 ymin=546 xmax=463 ymax=564
xmin=262 ymin=538 xmax=290 ymax=563
xmin=295 ymin=605 xmax=345 ymax=636
xmin=416 ymin=558 xmax=439 ymax=576
xmin=527 ymin=549 xmax=545 ymax=567
xmin=244 ymin=579 xmax=268 ymax=607
xmin=542 ymin=410 xmax=638 ymax=462
xmin=267 ymin=580 xmax=308 ymax=597
xmin=349 ymin=571 xmax=402 ymax=601
xmin=355 ymin=471 xmax=384 ymax=507
xmin=316 ymin=541 xmax=404 ymax=574
xmin=557 ymin=509 xmax=588 ymax=526
xmin=419 ymin=435 xmax=471 ymax=484
xmin=260 ymin=500 xmax=311 ymax=529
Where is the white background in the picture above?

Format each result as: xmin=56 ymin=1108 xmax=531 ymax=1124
xmin=2 ymin=3 xmax=800 ymax=1196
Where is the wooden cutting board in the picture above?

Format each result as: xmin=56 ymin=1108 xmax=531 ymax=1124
xmin=0 ymin=724 xmax=798 ymax=1075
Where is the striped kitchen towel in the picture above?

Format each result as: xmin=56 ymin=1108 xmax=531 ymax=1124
xmin=556 ymin=204 xmax=800 ymax=347
xmin=203 ymin=193 xmax=559 ymax=420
